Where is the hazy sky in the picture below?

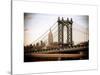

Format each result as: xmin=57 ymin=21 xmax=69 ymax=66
xmin=24 ymin=13 xmax=89 ymax=46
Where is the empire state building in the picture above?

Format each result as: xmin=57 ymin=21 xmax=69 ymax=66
xmin=48 ymin=29 xmax=53 ymax=45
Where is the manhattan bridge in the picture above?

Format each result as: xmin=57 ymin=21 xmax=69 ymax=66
xmin=24 ymin=17 xmax=89 ymax=62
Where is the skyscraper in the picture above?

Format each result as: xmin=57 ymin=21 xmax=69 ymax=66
xmin=48 ymin=29 xmax=53 ymax=45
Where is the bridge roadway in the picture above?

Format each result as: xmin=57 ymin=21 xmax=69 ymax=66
xmin=32 ymin=46 xmax=88 ymax=54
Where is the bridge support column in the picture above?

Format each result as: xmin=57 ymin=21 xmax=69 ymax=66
xmin=80 ymin=51 xmax=84 ymax=59
xmin=58 ymin=17 xmax=63 ymax=48
xmin=67 ymin=18 xmax=73 ymax=47
xmin=58 ymin=57 xmax=61 ymax=61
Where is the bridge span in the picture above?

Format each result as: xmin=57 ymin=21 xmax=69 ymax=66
xmin=24 ymin=46 xmax=88 ymax=62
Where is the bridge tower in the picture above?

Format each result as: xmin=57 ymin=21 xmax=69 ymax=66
xmin=58 ymin=17 xmax=73 ymax=48
xmin=58 ymin=17 xmax=64 ymax=47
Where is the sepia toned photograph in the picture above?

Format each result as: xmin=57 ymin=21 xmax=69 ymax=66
xmin=24 ymin=13 xmax=89 ymax=62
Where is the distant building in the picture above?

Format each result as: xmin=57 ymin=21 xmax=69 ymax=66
xmin=48 ymin=29 xmax=53 ymax=45
xmin=40 ymin=40 xmax=45 ymax=47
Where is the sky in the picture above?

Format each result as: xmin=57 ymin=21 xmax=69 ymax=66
xmin=24 ymin=13 xmax=89 ymax=46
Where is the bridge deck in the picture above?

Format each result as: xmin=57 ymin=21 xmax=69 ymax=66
xmin=31 ymin=53 xmax=82 ymax=58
